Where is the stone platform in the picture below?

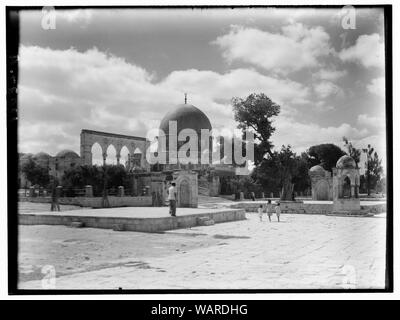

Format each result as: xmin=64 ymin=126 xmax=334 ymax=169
xmin=19 ymin=207 xmax=246 ymax=233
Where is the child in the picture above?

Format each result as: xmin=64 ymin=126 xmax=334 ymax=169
xmin=275 ymin=202 xmax=281 ymax=222
xmin=266 ymin=199 xmax=273 ymax=222
xmin=257 ymin=204 xmax=263 ymax=222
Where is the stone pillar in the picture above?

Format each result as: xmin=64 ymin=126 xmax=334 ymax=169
xmin=85 ymin=185 xmax=93 ymax=197
xmin=118 ymin=186 xmax=124 ymax=197
xmin=116 ymin=151 xmax=121 ymax=165
xmin=351 ymin=185 xmax=355 ymax=198
xmin=102 ymin=152 xmax=107 ymax=166
xmin=39 ymin=187 xmax=43 ymax=197
xmin=261 ymin=192 xmax=265 ymax=199
xmin=29 ymin=186 xmax=35 ymax=197
xmin=132 ymin=177 xmax=138 ymax=196
xmin=239 ymin=192 xmax=244 ymax=200
xmin=270 ymin=192 xmax=274 ymax=198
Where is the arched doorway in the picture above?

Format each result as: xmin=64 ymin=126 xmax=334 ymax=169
xmin=342 ymin=176 xmax=351 ymax=198
xmin=179 ymin=180 xmax=191 ymax=207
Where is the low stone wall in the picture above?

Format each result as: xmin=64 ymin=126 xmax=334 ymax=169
xmin=360 ymin=203 xmax=386 ymax=214
xmin=19 ymin=209 xmax=246 ymax=232
xmin=227 ymin=201 xmax=386 ymax=215
xmin=19 ymin=196 xmax=153 ymax=208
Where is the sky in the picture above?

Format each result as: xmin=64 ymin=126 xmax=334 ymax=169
xmin=17 ymin=7 xmax=387 ymax=172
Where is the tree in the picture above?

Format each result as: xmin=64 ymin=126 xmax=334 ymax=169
xmin=61 ymin=164 xmax=129 ymax=197
xmin=362 ymin=144 xmax=383 ymax=196
xmin=252 ymin=145 xmax=309 ymax=200
xmin=232 ymin=93 xmax=280 ymax=165
xmin=21 ymin=158 xmax=50 ymax=187
xmin=305 ymin=143 xmax=346 ymax=172
xmin=274 ymin=145 xmax=302 ymax=200
xmin=343 ymin=137 xmax=361 ymax=168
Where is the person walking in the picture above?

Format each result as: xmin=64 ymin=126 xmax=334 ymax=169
xmin=257 ymin=204 xmax=263 ymax=222
xmin=266 ymin=199 xmax=273 ymax=222
xmin=275 ymin=202 xmax=281 ymax=222
xmin=167 ymin=182 xmax=177 ymax=217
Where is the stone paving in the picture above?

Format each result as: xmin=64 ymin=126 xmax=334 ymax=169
xmin=18 ymin=201 xmax=85 ymax=214
xmin=18 ymin=212 xmax=387 ymax=290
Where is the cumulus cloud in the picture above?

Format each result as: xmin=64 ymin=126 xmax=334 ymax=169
xmin=339 ymin=33 xmax=384 ymax=68
xmin=313 ymin=68 xmax=347 ymax=81
xmin=357 ymin=114 xmax=385 ymax=133
xmin=367 ymin=77 xmax=385 ymax=97
xmin=18 ymin=45 xmax=385 ymax=167
xmin=213 ymin=23 xmax=334 ymax=74
xmin=273 ymin=115 xmax=370 ymax=155
xmin=314 ymin=81 xmax=343 ymax=98
xmin=18 ymin=45 xmax=309 ymax=155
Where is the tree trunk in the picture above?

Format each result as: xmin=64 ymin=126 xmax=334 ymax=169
xmin=280 ymin=176 xmax=294 ymax=201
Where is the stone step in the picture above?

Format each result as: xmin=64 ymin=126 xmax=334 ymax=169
xmin=327 ymin=211 xmax=372 ymax=217
xmin=196 ymin=216 xmax=215 ymax=226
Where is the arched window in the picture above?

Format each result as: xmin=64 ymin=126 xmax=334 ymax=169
xmin=106 ymin=145 xmax=117 ymax=165
xmin=91 ymin=143 xmax=103 ymax=166
xmin=120 ymin=146 xmax=130 ymax=167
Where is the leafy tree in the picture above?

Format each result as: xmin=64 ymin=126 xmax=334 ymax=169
xmin=362 ymin=144 xmax=383 ymax=195
xmin=61 ymin=164 xmax=130 ymax=196
xmin=305 ymin=143 xmax=346 ymax=172
xmin=252 ymin=145 xmax=309 ymax=200
xmin=232 ymin=93 xmax=280 ymax=165
xmin=343 ymin=137 xmax=361 ymax=168
xmin=21 ymin=158 xmax=50 ymax=187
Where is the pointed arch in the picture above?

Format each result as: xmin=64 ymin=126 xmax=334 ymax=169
xmin=120 ymin=146 xmax=130 ymax=167
xmin=91 ymin=142 xmax=103 ymax=166
xmin=106 ymin=144 xmax=117 ymax=165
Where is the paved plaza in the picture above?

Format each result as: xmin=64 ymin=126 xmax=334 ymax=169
xmin=18 ymin=211 xmax=387 ymax=290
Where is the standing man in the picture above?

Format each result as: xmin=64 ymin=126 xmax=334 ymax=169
xmin=167 ymin=182 xmax=177 ymax=217
xmin=50 ymin=179 xmax=60 ymax=212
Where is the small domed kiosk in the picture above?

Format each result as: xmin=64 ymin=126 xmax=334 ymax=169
xmin=309 ymin=164 xmax=333 ymax=200
xmin=332 ymin=155 xmax=360 ymax=214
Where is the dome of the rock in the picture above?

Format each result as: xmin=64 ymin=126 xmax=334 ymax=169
xmin=159 ymin=104 xmax=212 ymax=136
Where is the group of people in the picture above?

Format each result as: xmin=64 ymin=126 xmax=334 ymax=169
xmin=258 ymin=200 xmax=281 ymax=222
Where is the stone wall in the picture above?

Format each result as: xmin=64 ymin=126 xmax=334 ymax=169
xmin=227 ymin=201 xmax=386 ymax=215
xmin=19 ymin=196 xmax=153 ymax=208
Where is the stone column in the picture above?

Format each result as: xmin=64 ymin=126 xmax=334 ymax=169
xmin=351 ymin=185 xmax=355 ymax=198
xmin=102 ymin=152 xmax=107 ymax=166
xmin=261 ymin=192 xmax=265 ymax=199
xmin=116 ymin=151 xmax=121 ymax=165
xmin=118 ymin=186 xmax=124 ymax=197
xmin=85 ymin=185 xmax=93 ymax=197
xmin=270 ymin=192 xmax=274 ymax=198
xmin=29 ymin=186 xmax=35 ymax=197
xmin=239 ymin=192 xmax=244 ymax=200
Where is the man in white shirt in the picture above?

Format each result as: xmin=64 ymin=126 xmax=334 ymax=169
xmin=167 ymin=182 xmax=177 ymax=216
